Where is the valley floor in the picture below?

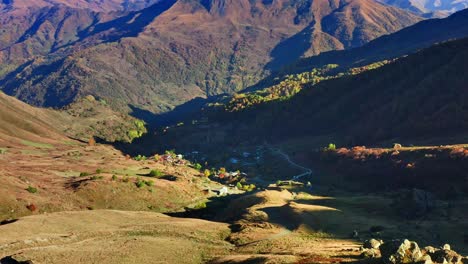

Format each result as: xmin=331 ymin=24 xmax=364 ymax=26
xmin=0 ymin=139 xmax=467 ymax=263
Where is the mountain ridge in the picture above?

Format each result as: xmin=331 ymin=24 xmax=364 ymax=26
xmin=0 ymin=0 xmax=422 ymax=114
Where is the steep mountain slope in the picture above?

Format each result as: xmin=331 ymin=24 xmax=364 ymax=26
xmin=209 ymin=37 xmax=468 ymax=145
xmin=289 ymin=8 xmax=468 ymax=74
xmin=0 ymin=91 xmax=67 ymax=144
xmin=0 ymin=0 xmax=161 ymax=12
xmin=378 ymin=0 xmax=468 ymax=17
xmin=0 ymin=0 xmax=422 ymax=114
xmin=0 ymin=91 xmax=146 ymax=143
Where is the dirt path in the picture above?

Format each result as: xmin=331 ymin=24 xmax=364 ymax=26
xmin=266 ymin=144 xmax=313 ymax=180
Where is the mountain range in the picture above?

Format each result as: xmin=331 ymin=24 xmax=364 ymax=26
xmin=0 ymin=0 xmax=422 ymax=114
xmin=379 ymin=0 xmax=468 ymax=16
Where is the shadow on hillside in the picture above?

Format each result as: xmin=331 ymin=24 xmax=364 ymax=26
xmin=109 ymin=95 xmax=224 ymax=155
xmin=0 ymin=58 xmax=77 ymax=107
xmin=264 ymin=22 xmax=314 ymax=72
xmin=62 ymin=0 xmax=178 ymax=46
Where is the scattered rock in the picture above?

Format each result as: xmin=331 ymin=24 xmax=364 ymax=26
xmin=416 ymin=255 xmax=434 ymax=264
xmin=361 ymin=248 xmax=379 ymax=258
xmin=430 ymin=249 xmax=464 ymax=264
xmin=364 ymin=239 xmax=384 ymax=249
xmin=380 ymin=239 xmax=424 ymax=264
xmin=443 ymin=244 xmax=451 ymax=251
xmin=424 ymin=246 xmax=437 ymax=254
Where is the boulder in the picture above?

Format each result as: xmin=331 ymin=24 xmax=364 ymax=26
xmin=380 ymin=239 xmax=424 ymax=264
xmin=430 ymin=249 xmax=463 ymax=264
xmin=424 ymin=246 xmax=437 ymax=254
xmin=415 ymin=255 xmax=434 ymax=264
xmin=361 ymin=248 xmax=379 ymax=258
xmin=364 ymin=239 xmax=384 ymax=249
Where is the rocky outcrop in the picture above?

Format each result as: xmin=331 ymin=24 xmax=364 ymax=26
xmin=360 ymin=239 xmax=467 ymax=264
xmin=380 ymin=239 xmax=424 ymax=264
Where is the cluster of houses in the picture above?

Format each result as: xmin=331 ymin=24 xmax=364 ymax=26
xmin=157 ymin=153 xmax=187 ymax=166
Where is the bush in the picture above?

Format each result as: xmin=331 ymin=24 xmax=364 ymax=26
xmin=325 ymin=143 xmax=337 ymax=151
xmin=26 ymin=186 xmax=38 ymax=194
xmin=134 ymin=155 xmax=147 ymax=161
xmin=236 ymin=182 xmax=243 ymax=189
xmin=148 ymin=169 xmax=163 ymax=177
xmin=193 ymin=201 xmax=207 ymax=209
xmin=135 ymin=178 xmax=146 ymax=188
xmin=91 ymin=175 xmax=103 ymax=180
xmin=123 ymin=177 xmax=130 ymax=183
xmin=203 ymin=169 xmax=211 ymax=177
xmin=192 ymin=163 xmax=203 ymax=171
xmin=96 ymin=168 xmax=103 ymax=174
xmin=145 ymin=180 xmax=154 ymax=187
xmin=80 ymin=172 xmax=90 ymax=177
xmin=242 ymin=184 xmax=256 ymax=192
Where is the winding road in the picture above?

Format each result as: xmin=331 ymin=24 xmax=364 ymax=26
xmin=266 ymin=144 xmax=313 ymax=180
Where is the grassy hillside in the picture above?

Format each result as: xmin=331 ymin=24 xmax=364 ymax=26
xmin=0 ymin=91 xmax=146 ymax=143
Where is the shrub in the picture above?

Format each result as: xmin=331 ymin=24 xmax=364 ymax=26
xmin=26 ymin=186 xmax=38 ymax=194
xmin=203 ymin=169 xmax=211 ymax=177
xmin=193 ymin=201 xmax=207 ymax=209
xmin=135 ymin=178 xmax=146 ymax=188
xmin=80 ymin=172 xmax=90 ymax=177
xmin=91 ymin=175 xmax=103 ymax=180
xmin=325 ymin=143 xmax=337 ymax=151
xmin=242 ymin=184 xmax=256 ymax=192
xmin=148 ymin=169 xmax=163 ymax=177
xmin=112 ymin=175 xmax=118 ymax=181
xmin=236 ymin=182 xmax=243 ymax=189
xmin=165 ymin=150 xmax=176 ymax=158
xmin=192 ymin=163 xmax=203 ymax=171
xmin=96 ymin=168 xmax=103 ymax=174
xmin=123 ymin=177 xmax=130 ymax=183
xmin=0 ymin=149 xmax=6 ymax=154
xmin=134 ymin=155 xmax=147 ymax=161
xmin=145 ymin=180 xmax=154 ymax=187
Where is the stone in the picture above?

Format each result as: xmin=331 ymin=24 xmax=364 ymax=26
xmin=380 ymin=239 xmax=424 ymax=264
xmin=364 ymin=239 xmax=384 ymax=249
xmin=430 ymin=249 xmax=463 ymax=264
xmin=424 ymin=246 xmax=437 ymax=254
xmin=361 ymin=248 xmax=379 ymax=258
xmin=415 ymin=255 xmax=433 ymax=264
xmin=443 ymin=244 xmax=451 ymax=250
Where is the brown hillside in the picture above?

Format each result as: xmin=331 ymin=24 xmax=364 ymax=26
xmin=0 ymin=0 xmax=422 ymax=113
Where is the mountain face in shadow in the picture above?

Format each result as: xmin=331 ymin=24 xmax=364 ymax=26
xmin=0 ymin=0 xmax=421 ymax=115
xmin=288 ymin=8 xmax=468 ymax=75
